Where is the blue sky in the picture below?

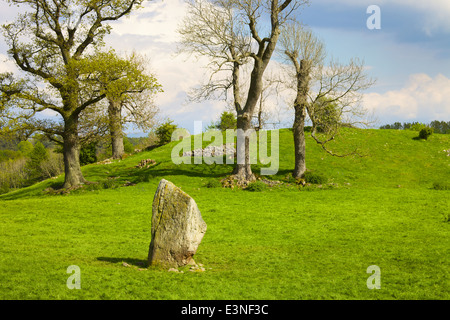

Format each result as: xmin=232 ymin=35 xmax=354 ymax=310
xmin=1 ymin=0 xmax=450 ymax=134
xmin=300 ymin=0 xmax=450 ymax=88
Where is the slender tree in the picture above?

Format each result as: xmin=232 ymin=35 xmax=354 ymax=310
xmin=0 ymin=0 xmax=144 ymax=188
xmin=279 ymin=22 xmax=375 ymax=178
xmin=83 ymin=51 xmax=162 ymax=159
xmin=279 ymin=23 xmax=324 ymax=178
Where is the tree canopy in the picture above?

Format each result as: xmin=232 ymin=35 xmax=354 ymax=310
xmin=0 ymin=0 xmax=146 ymax=188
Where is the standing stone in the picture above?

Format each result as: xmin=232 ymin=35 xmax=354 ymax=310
xmin=148 ymin=179 xmax=207 ymax=268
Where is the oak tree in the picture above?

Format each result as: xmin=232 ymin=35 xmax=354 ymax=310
xmin=0 ymin=0 xmax=145 ymax=188
xmin=82 ymin=50 xmax=162 ymax=159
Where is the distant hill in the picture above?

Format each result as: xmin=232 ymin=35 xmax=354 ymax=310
xmin=1 ymin=127 xmax=449 ymax=199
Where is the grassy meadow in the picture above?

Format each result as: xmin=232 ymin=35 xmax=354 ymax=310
xmin=0 ymin=128 xmax=449 ymax=300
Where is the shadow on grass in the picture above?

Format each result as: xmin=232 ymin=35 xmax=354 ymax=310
xmin=0 ymin=179 xmax=61 ymax=200
xmin=107 ymin=158 xmax=235 ymax=184
xmin=144 ymin=144 xmax=164 ymax=152
xmin=0 ymin=165 xmax=233 ymax=200
xmin=1 ymin=151 xmax=288 ymax=200
xmin=97 ymin=257 xmax=148 ymax=268
xmin=273 ymin=169 xmax=293 ymax=177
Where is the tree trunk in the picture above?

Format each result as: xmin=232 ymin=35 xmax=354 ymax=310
xmin=231 ymin=60 xmax=256 ymax=181
xmin=292 ymin=106 xmax=306 ymax=178
xmin=256 ymin=91 xmax=263 ymax=131
xmin=232 ymin=113 xmax=256 ymax=182
xmin=232 ymin=62 xmax=266 ymax=181
xmin=62 ymin=114 xmax=86 ymax=189
xmin=230 ymin=8 xmax=283 ymax=181
xmin=292 ymin=59 xmax=312 ymax=179
xmin=108 ymin=98 xmax=124 ymax=160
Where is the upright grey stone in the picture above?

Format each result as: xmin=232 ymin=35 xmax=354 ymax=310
xmin=148 ymin=179 xmax=207 ymax=268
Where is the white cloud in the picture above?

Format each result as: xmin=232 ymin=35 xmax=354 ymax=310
xmin=0 ymin=3 xmax=22 ymax=23
xmin=0 ymin=0 xmax=226 ymax=132
xmin=0 ymin=54 xmax=17 ymax=73
xmin=4 ymin=0 xmax=448 ymax=132
xmin=105 ymin=0 xmax=231 ymax=132
xmin=109 ymin=0 xmax=187 ymax=43
xmin=383 ymin=0 xmax=450 ymax=35
xmin=364 ymin=73 xmax=450 ymax=124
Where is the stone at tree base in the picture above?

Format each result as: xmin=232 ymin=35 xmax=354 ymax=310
xmin=148 ymin=179 xmax=207 ymax=268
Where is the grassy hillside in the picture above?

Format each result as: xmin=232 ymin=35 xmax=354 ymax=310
xmin=0 ymin=128 xmax=449 ymax=299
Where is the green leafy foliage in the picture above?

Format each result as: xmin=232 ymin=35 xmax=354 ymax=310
xmin=78 ymin=50 xmax=162 ymax=101
xmin=0 ymin=183 xmax=9 ymax=195
xmin=80 ymin=142 xmax=98 ymax=166
xmin=418 ymin=127 xmax=433 ymax=140
xmin=25 ymin=142 xmax=48 ymax=178
xmin=218 ymin=111 xmax=237 ymax=131
xmin=0 ymin=149 xmax=21 ymax=162
xmin=380 ymin=120 xmax=450 ymax=134
xmin=206 ymin=111 xmax=237 ymax=131
xmin=123 ymin=137 xmax=134 ymax=154
xmin=0 ymin=157 xmax=27 ymax=192
xmin=310 ymin=97 xmax=341 ymax=134
xmin=0 ymin=0 xmax=148 ymax=189
xmin=156 ymin=120 xmax=178 ymax=145
xmin=17 ymin=140 xmax=33 ymax=156
xmin=409 ymin=123 xmax=428 ymax=132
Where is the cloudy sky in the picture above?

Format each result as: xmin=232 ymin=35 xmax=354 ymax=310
xmin=1 ymin=0 xmax=450 ymax=134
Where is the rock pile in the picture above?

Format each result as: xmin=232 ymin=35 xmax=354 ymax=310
xmin=182 ymin=143 xmax=236 ymax=157
xmin=135 ymin=159 xmax=156 ymax=169
xmin=168 ymin=263 xmax=209 ymax=273
xmin=220 ymin=176 xmax=282 ymax=189
xmin=220 ymin=176 xmax=252 ymax=189
xmin=97 ymin=158 xmax=113 ymax=165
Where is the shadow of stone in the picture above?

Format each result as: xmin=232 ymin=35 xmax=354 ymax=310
xmin=97 ymin=257 xmax=148 ymax=268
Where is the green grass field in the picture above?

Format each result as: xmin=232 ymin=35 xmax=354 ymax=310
xmin=0 ymin=128 xmax=449 ymax=299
